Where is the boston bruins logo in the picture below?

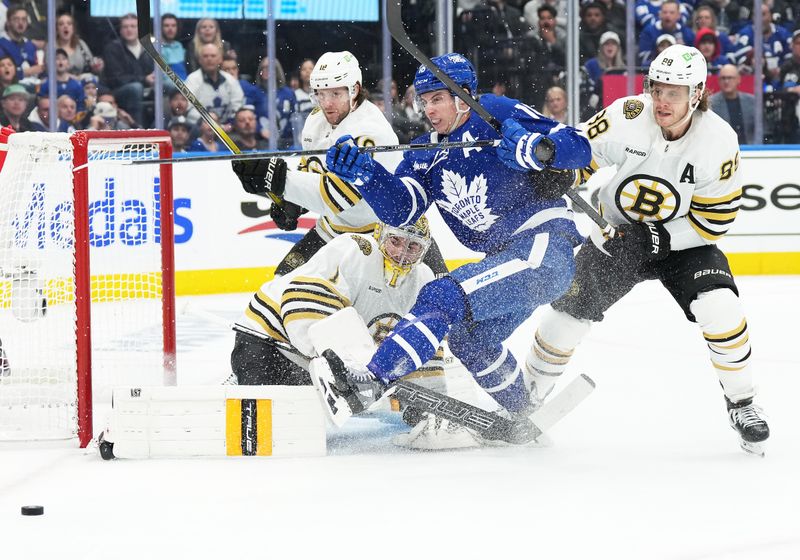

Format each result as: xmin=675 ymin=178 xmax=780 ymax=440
xmin=368 ymin=313 xmax=401 ymax=344
xmin=350 ymin=234 xmax=372 ymax=256
xmin=623 ymin=99 xmax=644 ymax=120
xmin=615 ymin=174 xmax=681 ymax=222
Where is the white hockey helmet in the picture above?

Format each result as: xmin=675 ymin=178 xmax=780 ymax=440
xmin=310 ymin=51 xmax=362 ymax=105
xmin=645 ymin=44 xmax=707 ymax=111
xmin=373 ymin=216 xmax=432 ymax=288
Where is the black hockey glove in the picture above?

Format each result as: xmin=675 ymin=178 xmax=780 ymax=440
xmin=232 ymin=157 xmax=287 ymax=197
xmin=270 ymin=200 xmax=307 ymax=231
xmin=528 ymin=168 xmax=577 ymax=200
xmin=603 ymin=222 xmax=671 ymax=262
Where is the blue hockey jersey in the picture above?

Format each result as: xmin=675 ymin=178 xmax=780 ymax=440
xmin=359 ymin=94 xmax=591 ymax=254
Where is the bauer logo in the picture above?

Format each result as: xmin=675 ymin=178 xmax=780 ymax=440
xmin=12 ymin=176 xmax=193 ymax=249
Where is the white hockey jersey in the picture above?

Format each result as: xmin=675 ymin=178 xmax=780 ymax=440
xmin=579 ymin=95 xmax=742 ymax=251
xmin=283 ymin=100 xmax=404 ymax=241
xmin=240 ymin=232 xmax=443 ymax=374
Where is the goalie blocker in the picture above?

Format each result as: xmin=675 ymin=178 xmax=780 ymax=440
xmin=99 ymin=385 xmax=326 ymax=459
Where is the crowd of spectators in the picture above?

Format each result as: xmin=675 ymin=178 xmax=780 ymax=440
xmin=1 ymin=1 xmax=799 ymax=146
xmin=459 ymin=0 xmax=800 ymax=142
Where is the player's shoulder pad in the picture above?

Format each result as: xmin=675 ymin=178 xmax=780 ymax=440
xmin=479 ymin=93 xmax=519 ymax=120
xmin=697 ymin=108 xmax=739 ymax=146
xmin=340 ymin=101 xmax=399 ymax=144
xmin=692 ymin=110 xmax=741 ymax=167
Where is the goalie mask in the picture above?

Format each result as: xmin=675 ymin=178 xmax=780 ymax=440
xmin=374 ymin=217 xmax=432 ymax=288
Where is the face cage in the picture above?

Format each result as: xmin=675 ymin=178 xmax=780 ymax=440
xmin=311 ymin=83 xmax=359 ymax=111
xmin=378 ymin=228 xmax=431 ymax=287
xmin=643 ymin=77 xmax=703 ymax=110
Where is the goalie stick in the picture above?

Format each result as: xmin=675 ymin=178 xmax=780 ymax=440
xmin=391 ymin=375 xmax=594 ymax=445
xmin=384 ymin=0 xmax=614 ymax=238
xmin=231 ymin=323 xmax=593 ymax=445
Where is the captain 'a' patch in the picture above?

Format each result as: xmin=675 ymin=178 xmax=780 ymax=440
xmin=623 ymin=98 xmax=644 ymax=120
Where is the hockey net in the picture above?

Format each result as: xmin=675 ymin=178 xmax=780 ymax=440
xmin=0 ymin=130 xmax=176 ymax=447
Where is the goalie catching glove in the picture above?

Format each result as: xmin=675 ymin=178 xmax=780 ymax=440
xmin=602 ymin=221 xmax=671 ymax=263
xmin=232 ymin=157 xmax=288 ymax=199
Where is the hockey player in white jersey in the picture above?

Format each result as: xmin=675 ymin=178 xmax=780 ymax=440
xmin=526 ymin=44 xmax=769 ymax=455
xmin=229 ymin=216 xmax=463 ymax=445
xmin=231 ymin=51 xmax=447 ymax=277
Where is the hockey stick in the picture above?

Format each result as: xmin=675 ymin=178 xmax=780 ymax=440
xmin=128 ymin=139 xmax=500 ymax=165
xmin=230 ymin=319 xmax=592 ymax=444
xmin=227 ymin=320 xmax=533 ymax=442
xmin=135 ymin=0 xmax=281 ymax=206
xmin=136 ymin=0 xmax=238 ymax=154
xmin=385 ymin=0 xmax=613 ymax=237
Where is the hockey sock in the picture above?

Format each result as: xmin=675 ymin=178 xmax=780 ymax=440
xmin=464 ymin=344 xmax=531 ymax=413
xmin=525 ymin=308 xmax=591 ymax=395
xmin=690 ymin=288 xmax=755 ymax=402
xmin=368 ymin=277 xmax=466 ymax=384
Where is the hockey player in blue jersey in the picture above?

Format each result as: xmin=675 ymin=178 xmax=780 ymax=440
xmin=320 ymin=53 xmax=592 ymax=430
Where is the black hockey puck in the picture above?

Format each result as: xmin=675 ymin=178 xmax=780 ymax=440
xmin=21 ymin=505 xmax=44 ymax=516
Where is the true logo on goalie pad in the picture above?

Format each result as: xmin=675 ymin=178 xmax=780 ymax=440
xmin=225 ymin=398 xmax=273 ymax=456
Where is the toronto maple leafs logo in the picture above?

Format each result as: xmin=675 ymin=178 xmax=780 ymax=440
xmin=437 ymin=169 xmax=499 ymax=232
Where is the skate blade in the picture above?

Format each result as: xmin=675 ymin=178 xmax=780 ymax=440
xmin=740 ymin=439 xmax=766 ymax=457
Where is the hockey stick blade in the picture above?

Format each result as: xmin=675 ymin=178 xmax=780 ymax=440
xmin=393 ymin=374 xmax=595 ymax=445
xmin=385 ymin=0 xmax=612 ymax=234
xmin=529 ymin=374 xmax=595 ymax=433
xmin=392 ymin=380 xmax=540 ymax=444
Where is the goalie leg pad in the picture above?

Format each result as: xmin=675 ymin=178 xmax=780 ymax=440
xmin=102 ymin=386 xmax=326 ymax=459
xmin=392 ymin=413 xmax=481 ymax=450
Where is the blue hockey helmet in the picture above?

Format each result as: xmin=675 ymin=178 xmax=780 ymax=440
xmin=413 ymin=53 xmax=478 ymax=97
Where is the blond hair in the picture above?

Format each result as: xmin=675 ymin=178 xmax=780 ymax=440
xmin=192 ymin=18 xmax=223 ymax=64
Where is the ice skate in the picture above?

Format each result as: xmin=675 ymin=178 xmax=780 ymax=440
xmin=726 ymin=397 xmax=769 ymax=457
xmin=392 ymin=412 xmax=482 ymax=450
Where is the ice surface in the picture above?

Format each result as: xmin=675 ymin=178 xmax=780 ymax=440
xmin=1 ymin=277 xmax=798 ymax=560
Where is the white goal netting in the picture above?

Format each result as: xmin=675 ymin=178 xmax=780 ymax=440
xmin=0 ymin=131 xmax=174 ymax=443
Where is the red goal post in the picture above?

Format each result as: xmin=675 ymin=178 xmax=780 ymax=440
xmin=0 ymin=130 xmax=176 ymax=447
